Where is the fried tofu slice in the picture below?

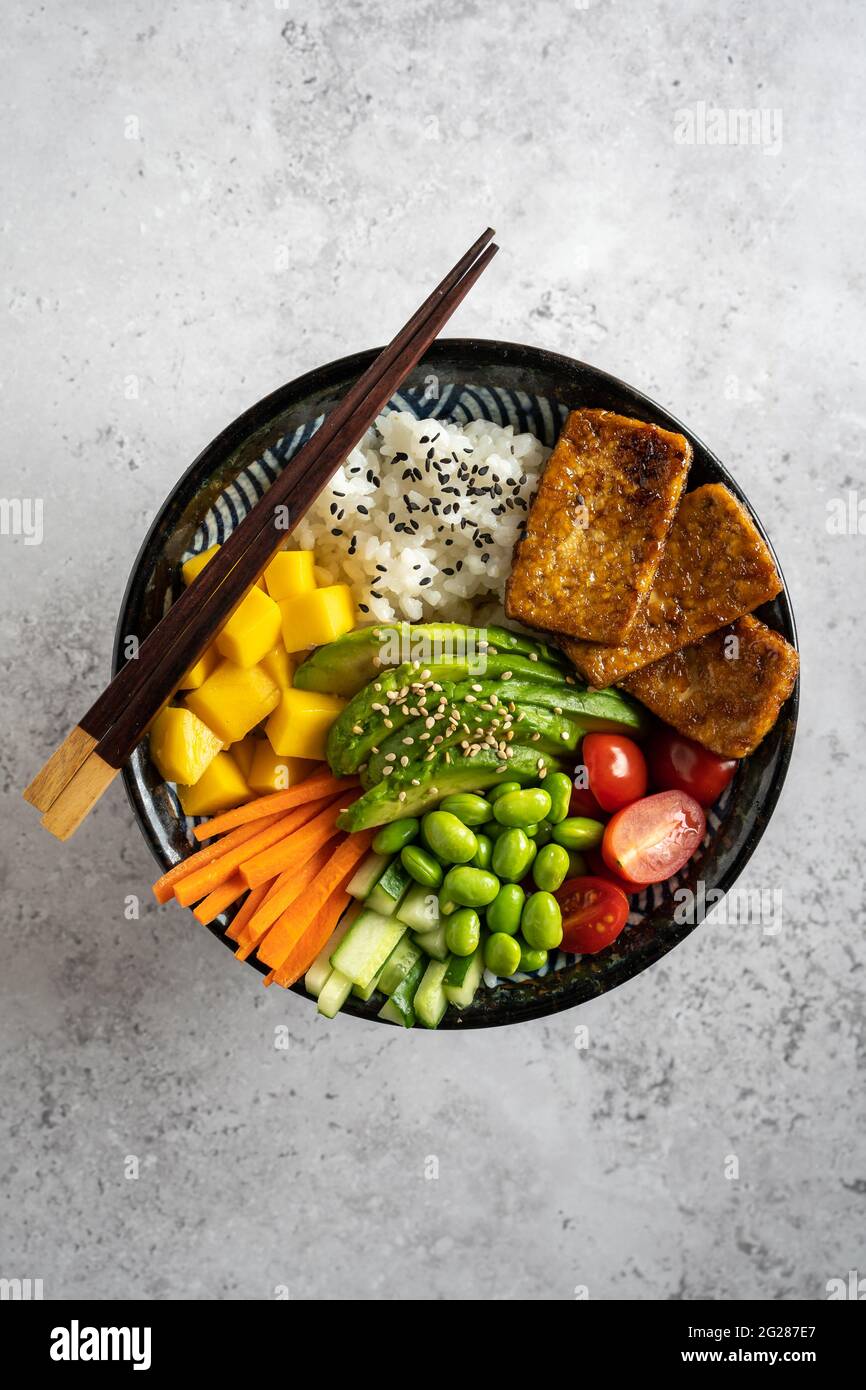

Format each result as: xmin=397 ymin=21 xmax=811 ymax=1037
xmin=621 ymin=616 xmax=799 ymax=758
xmin=561 ymin=484 xmax=783 ymax=687
xmin=505 ymin=409 xmax=692 ymax=644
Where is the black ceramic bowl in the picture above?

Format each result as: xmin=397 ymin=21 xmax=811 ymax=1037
xmin=115 ymin=340 xmax=799 ymax=1027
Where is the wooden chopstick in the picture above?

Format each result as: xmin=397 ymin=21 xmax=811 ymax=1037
xmin=32 ymin=233 xmax=498 ymax=838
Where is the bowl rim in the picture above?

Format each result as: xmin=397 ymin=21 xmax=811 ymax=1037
xmin=115 ymin=337 xmax=799 ymax=1029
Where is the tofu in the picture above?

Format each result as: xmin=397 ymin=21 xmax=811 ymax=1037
xmin=505 ymin=409 xmax=692 ymax=643
xmin=621 ymin=616 xmax=799 ymax=758
xmin=561 ymin=484 xmax=783 ymax=686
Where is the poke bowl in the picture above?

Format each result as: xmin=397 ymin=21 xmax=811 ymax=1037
xmin=116 ymin=339 xmax=799 ymax=1028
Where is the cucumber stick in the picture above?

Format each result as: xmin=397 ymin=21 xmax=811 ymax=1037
xmin=380 ymin=955 xmax=426 ymax=1027
xmin=347 ymin=851 xmax=391 ymax=900
xmin=352 ymin=967 xmax=384 ymax=1002
xmin=366 ymin=859 xmax=412 ymax=916
xmin=412 ymin=922 xmax=449 ymax=962
xmin=443 ymin=943 xmax=485 ymax=1009
xmin=317 ymin=968 xmax=353 ymax=1018
xmin=414 ymin=958 xmax=450 ymax=1029
xmin=378 ymin=997 xmax=405 ymax=1026
xmin=304 ymin=903 xmax=363 ymax=998
xmin=396 ymin=882 xmax=440 ymax=932
xmin=330 ymin=908 xmax=409 ymax=989
xmin=378 ymin=937 xmax=423 ymax=996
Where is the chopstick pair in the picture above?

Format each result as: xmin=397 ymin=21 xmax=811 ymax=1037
xmin=24 ymin=229 xmax=499 ymax=840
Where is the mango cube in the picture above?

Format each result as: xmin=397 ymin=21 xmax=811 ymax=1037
xmin=229 ymin=733 xmax=259 ymax=781
xmin=279 ymin=584 xmax=356 ymax=652
xmin=248 ymin=742 xmax=317 ymax=794
xmin=149 ymin=705 xmax=222 ymax=786
xmin=216 ymin=586 xmax=282 ymax=668
xmin=265 ymin=549 xmax=317 ymax=601
xmin=266 ymin=688 xmax=346 ymax=760
xmin=260 ymin=643 xmax=295 ymax=691
xmin=182 ymin=544 xmax=221 ymax=587
xmin=177 ymin=643 xmax=219 ymax=691
xmin=186 ymin=660 xmax=280 ymax=744
xmin=177 ymin=752 xmax=250 ymax=817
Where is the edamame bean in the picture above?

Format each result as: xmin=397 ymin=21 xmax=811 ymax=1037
xmin=521 ymin=891 xmax=563 ymax=950
xmin=551 ymin=816 xmax=604 ymax=851
xmin=444 ymin=908 xmax=481 ymax=957
xmin=567 ymin=849 xmax=587 ymax=877
xmin=488 ymin=780 xmax=522 ymax=804
xmin=523 ymin=822 xmax=540 ymax=838
xmin=442 ymin=865 xmax=500 ymax=908
xmin=544 ymin=772 xmax=572 ymax=825
xmin=485 ymin=931 xmax=522 ymax=977
xmin=480 ymin=820 xmax=509 ymax=842
xmin=533 ymin=820 xmax=553 ymax=847
xmin=493 ymin=787 xmax=553 ymax=828
xmin=372 ymin=817 xmax=420 ymax=855
xmin=532 ymin=842 xmax=570 ymax=892
xmin=492 ymin=827 xmax=535 ymax=883
xmin=439 ymin=793 xmax=493 ymax=827
xmin=400 ymin=843 xmax=444 ymax=889
xmin=472 ymin=833 xmax=493 ymax=870
xmin=518 ymin=938 xmax=549 ymax=972
xmin=486 ymin=883 xmax=525 ymax=936
xmin=422 ymin=810 xmax=478 ymax=865
xmin=438 ymin=895 xmax=458 ymax=916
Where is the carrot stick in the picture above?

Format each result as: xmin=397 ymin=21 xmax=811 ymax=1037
xmin=256 ymin=830 xmax=375 ymax=972
xmin=224 ymin=882 xmax=269 ymax=943
xmin=193 ymin=873 xmax=247 ymax=926
xmin=192 ymin=769 xmax=359 ymax=842
xmin=271 ymin=887 xmax=353 ymax=989
xmin=174 ymin=804 xmax=315 ymax=908
xmin=152 ymin=812 xmax=284 ymax=904
xmin=234 ymin=843 xmax=334 ymax=960
xmin=239 ymin=795 xmax=346 ymax=891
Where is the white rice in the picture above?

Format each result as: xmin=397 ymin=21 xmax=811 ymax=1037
xmin=292 ymin=411 xmax=550 ymax=624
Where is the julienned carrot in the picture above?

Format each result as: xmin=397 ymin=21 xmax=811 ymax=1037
xmin=240 ymin=794 xmax=347 ymax=891
xmin=256 ymin=829 xmax=376 ymax=972
xmin=152 ymin=812 xmax=284 ymax=904
xmin=192 ymin=769 xmax=359 ymax=842
xmin=224 ymin=882 xmax=269 ymax=943
xmin=174 ymin=803 xmax=316 ymax=908
xmin=234 ymin=843 xmax=334 ymax=961
xmin=193 ymin=873 xmax=246 ymax=926
xmin=271 ymin=887 xmax=353 ymax=989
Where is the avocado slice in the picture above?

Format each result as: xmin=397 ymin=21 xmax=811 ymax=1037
xmin=338 ymin=745 xmax=568 ymax=832
xmin=293 ymin=622 xmax=568 ymax=697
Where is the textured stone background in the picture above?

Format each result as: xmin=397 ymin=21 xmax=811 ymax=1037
xmin=2 ymin=0 xmax=864 ymax=1301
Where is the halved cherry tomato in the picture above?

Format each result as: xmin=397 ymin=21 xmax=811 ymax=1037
xmin=647 ymin=727 xmax=737 ymax=807
xmin=585 ymin=848 xmax=646 ymax=894
xmin=582 ymin=733 xmax=648 ymax=812
xmin=602 ymin=790 xmax=706 ymax=885
xmin=556 ymin=875 xmax=630 ymax=954
xmin=569 ymin=783 xmax=608 ymax=820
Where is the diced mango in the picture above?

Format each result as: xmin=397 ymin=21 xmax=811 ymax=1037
xmin=264 ymin=549 xmax=317 ymax=601
xmin=215 ymin=586 xmax=282 ymax=668
xmin=248 ymin=742 xmax=317 ymax=794
xmin=279 ymin=584 xmax=356 ymax=652
xmin=177 ymin=643 xmax=219 ymax=691
xmin=260 ymin=643 xmax=295 ymax=691
xmin=266 ymin=688 xmax=346 ymax=760
xmin=177 ymin=752 xmax=250 ymax=817
xmin=149 ymin=705 xmax=222 ymax=785
xmin=186 ymin=660 xmax=280 ymax=744
xmin=182 ymin=543 xmax=265 ymax=589
xmin=229 ymin=733 xmax=259 ymax=781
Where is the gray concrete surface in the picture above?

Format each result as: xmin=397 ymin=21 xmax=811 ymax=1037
xmin=2 ymin=0 xmax=864 ymax=1301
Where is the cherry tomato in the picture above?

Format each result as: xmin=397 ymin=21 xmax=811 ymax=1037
xmin=647 ymin=727 xmax=737 ymax=807
xmin=556 ymin=876 xmax=630 ymax=954
xmin=569 ymin=783 xmax=608 ymax=820
xmin=582 ymin=733 xmax=648 ymax=812
xmin=585 ymin=848 xmax=646 ymax=894
xmin=602 ymin=790 xmax=706 ymax=885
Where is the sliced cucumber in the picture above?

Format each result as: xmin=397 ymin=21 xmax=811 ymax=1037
xmin=396 ymin=882 xmax=440 ymax=933
xmin=414 ymin=958 xmax=450 ymax=1029
xmin=378 ymin=997 xmax=405 ymax=1026
xmin=347 ymin=850 xmax=391 ymax=900
xmin=329 ymin=908 xmax=409 ymax=989
xmin=317 ymin=968 xmax=354 ymax=1018
xmin=366 ymin=859 xmax=412 ymax=916
xmin=352 ymin=967 xmax=384 ymax=1001
xmin=444 ymin=942 xmax=485 ymax=1009
xmin=412 ymin=922 xmax=449 ymax=962
xmin=381 ymin=955 xmax=426 ymax=1027
xmin=304 ymin=903 xmax=363 ymax=997
xmin=378 ymin=937 xmax=423 ymax=997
